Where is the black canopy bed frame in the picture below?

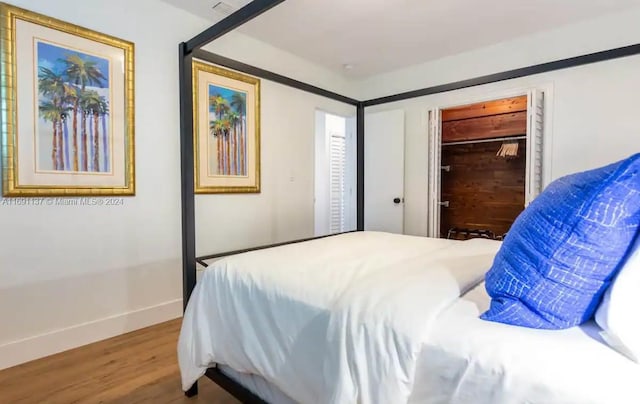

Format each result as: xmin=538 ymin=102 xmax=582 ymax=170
xmin=178 ymin=1 xmax=640 ymax=401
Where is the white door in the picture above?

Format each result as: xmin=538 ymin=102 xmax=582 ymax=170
xmin=365 ymin=109 xmax=405 ymax=233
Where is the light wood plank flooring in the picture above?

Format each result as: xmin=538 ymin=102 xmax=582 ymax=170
xmin=0 ymin=319 xmax=239 ymax=403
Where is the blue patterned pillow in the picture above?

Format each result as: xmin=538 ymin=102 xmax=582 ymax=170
xmin=481 ymin=153 xmax=640 ymax=329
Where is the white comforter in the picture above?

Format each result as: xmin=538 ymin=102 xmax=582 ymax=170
xmin=178 ymin=231 xmax=501 ymax=404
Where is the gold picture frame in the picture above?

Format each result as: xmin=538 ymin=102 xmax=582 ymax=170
xmin=193 ymin=61 xmax=260 ymax=194
xmin=0 ymin=3 xmax=135 ymax=196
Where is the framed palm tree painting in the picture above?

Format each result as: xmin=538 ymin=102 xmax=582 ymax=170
xmin=193 ymin=61 xmax=260 ymax=193
xmin=0 ymin=3 xmax=134 ymax=196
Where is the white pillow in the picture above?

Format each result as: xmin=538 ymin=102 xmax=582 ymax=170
xmin=595 ymin=236 xmax=640 ymax=363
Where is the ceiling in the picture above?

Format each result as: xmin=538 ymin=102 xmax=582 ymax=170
xmin=163 ymin=0 xmax=640 ymax=78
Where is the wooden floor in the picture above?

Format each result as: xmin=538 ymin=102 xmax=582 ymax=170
xmin=0 ymin=319 xmax=239 ymax=404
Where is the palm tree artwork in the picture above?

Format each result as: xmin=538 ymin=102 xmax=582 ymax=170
xmin=36 ymin=41 xmax=110 ymax=173
xmin=208 ymin=85 xmax=248 ymax=176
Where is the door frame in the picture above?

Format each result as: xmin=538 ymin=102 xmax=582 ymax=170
xmin=425 ymin=84 xmax=555 ymax=237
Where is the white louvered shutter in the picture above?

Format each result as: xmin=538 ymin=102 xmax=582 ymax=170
xmin=329 ymin=132 xmax=346 ymax=233
xmin=427 ymin=108 xmax=442 ymax=238
xmin=525 ymin=90 xmax=545 ymax=206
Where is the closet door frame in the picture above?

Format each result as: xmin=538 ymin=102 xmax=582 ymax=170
xmin=426 ymin=85 xmax=554 ymax=238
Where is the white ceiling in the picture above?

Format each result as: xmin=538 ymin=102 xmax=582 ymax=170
xmin=163 ymin=0 xmax=640 ymax=78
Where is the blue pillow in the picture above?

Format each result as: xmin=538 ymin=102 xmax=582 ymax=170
xmin=481 ymin=153 xmax=640 ymax=329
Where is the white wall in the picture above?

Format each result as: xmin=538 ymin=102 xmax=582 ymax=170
xmin=0 ymin=0 xmax=354 ymax=369
xmin=358 ymin=6 xmax=640 ymax=236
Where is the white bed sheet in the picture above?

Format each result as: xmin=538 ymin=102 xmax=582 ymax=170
xmin=410 ymin=281 xmax=640 ymax=404
xmin=178 ymin=231 xmax=502 ymax=404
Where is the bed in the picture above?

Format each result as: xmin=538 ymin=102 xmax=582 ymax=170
xmin=176 ymin=2 xmax=640 ymax=402
xmin=178 ymin=231 xmax=640 ymax=403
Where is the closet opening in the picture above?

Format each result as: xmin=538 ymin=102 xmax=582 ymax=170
xmin=429 ymin=93 xmax=544 ymax=240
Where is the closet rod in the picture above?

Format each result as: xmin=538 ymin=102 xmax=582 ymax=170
xmin=442 ymin=135 xmax=526 ymax=147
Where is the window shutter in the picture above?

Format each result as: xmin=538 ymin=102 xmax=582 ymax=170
xmin=330 ymin=133 xmax=346 ymax=233
xmin=427 ymin=108 xmax=442 ymax=237
xmin=525 ymin=90 xmax=544 ymax=206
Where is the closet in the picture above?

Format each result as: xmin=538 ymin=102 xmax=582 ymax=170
xmin=428 ymin=93 xmax=544 ymax=240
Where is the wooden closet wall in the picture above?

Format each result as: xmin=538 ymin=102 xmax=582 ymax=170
xmin=440 ymin=96 xmax=527 ymax=239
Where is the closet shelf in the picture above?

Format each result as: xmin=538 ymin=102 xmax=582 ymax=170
xmin=442 ymin=134 xmax=526 ymax=147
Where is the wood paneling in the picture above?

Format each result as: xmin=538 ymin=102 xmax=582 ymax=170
xmin=442 ymin=95 xmax=528 ymax=122
xmin=442 ymin=111 xmax=527 ymax=143
xmin=0 ymin=319 xmax=239 ymax=404
xmin=440 ymin=139 xmax=526 ymax=238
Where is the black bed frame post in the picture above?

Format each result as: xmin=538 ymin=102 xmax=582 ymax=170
xmin=356 ymin=103 xmax=365 ymax=231
xmin=180 ymin=0 xmax=290 ymax=316
xmin=180 ymin=1 xmax=291 ymax=400
xmin=179 ymin=42 xmax=196 ymax=311
xmin=179 ymin=41 xmax=199 ymax=398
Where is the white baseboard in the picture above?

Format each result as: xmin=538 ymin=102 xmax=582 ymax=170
xmin=0 ymin=299 xmax=183 ymax=371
